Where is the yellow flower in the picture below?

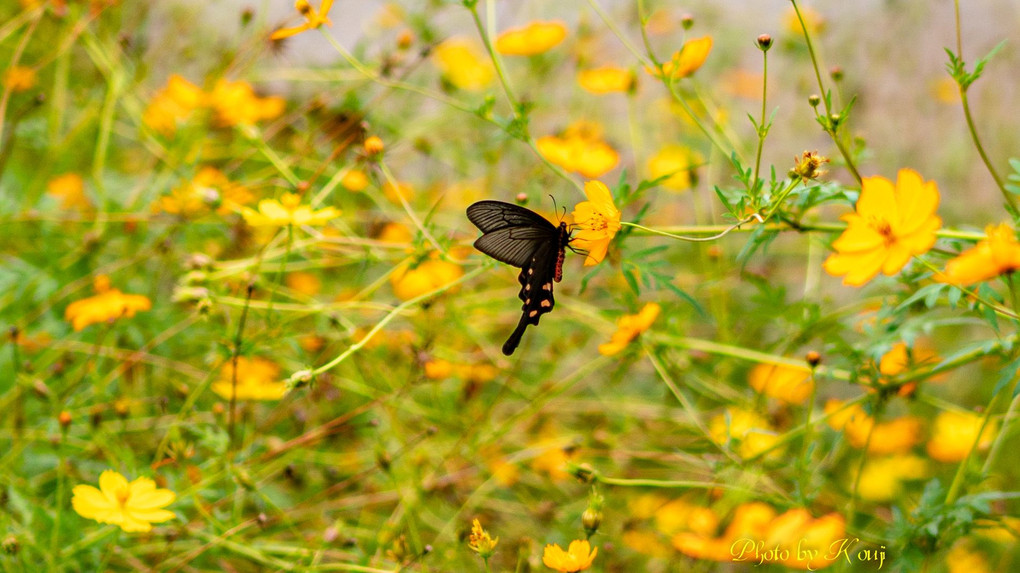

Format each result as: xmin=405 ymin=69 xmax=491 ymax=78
xmin=927 ymin=410 xmax=997 ymax=462
xmin=155 ymin=167 xmax=254 ymax=216
xmin=645 ymin=36 xmax=712 ymax=80
xmin=748 ymin=362 xmax=813 ymax=405
xmin=946 ymin=542 xmax=991 ymax=573
xmin=341 ymin=169 xmax=370 ymax=191
xmin=673 ymin=502 xmax=775 ymax=562
xmin=389 ymin=259 xmax=463 ymax=301
xmin=765 ymin=510 xmax=846 ymax=570
xmin=208 ymin=79 xmax=285 ymax=127
xmin=376 ymin=222 xmax=415 ymax=244
xmin=931 ymin=77 xmax=960 ymax=104
xmin=571 ymin=181 xmax=621 ymax=266
xmin=71 ymin=470 xmax=176 ymax=532
xmin=142 ymin=75 xmax=205 ymax=135
xmin=211 ymin=357 xmax=287 ymax=401
xmin=424 ymin=358 xmax=454 ymax=379
xmin=647 ymin=145 xmax=702 ymax=191
xmin=824 ymin=400 xmax=923 ymax=454
xmin=940 ymin=223 xmax=1020 ymax=286
xmin=577 ymin=65 xmax=634 ymax=94
xmin=784 ymin=6 xmax=826 ymax=37
xmin=621 ymin=529 xmax=673 ymax=559
xmin=708 ymin=407 xmax=780 ymax=459
xmin=241 ymin=193 xmax=339 ymax=227
xmin=654 ymin=499 xmax=719 ymax=536
xmin=542 ymin=539 xmax=597 ymax=572
xmin=823 ymin=169 xmax=942 ymax=286
xmin=856 ymin=455 xmax=928 ymax=502
xmin=270 ymin=0 xmax=333 ymax=40
xmin=598 ymin=303 xmax=660 ymax=355
xmin=536 ymin=122 xmax=620 ymax=178
xmin=286 ymin=271 xmax=321 ymax=296
xmin=3 ymin=66 xmax=36 ymax=92
xmin=433 ymin=39 xmax=494 ymax=91
xmin=47 ymin=173 xmax=91 ymax=210
xmin=875 ymin=340 xmax=940 ymax=397
xmin=468 ymin=519 xmax=499 ymax=558
xmin=495 ymin=21 xmax=568 ymax=56
xmin=65 ymin=276 xmax=151 ymax=331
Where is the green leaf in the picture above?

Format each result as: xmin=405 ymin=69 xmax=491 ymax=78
xmin=993 ymin=354 xmax=1020 ymax=396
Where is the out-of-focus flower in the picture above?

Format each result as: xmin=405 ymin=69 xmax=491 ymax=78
xmin=875 ymin=340 xmax=940 ymax=397
xmin=720 ymin=68 xmax=764 ymax=99
xmin=748 ymin=363 xmax=813 ymax=405
xmin=376 ymin=222 xmax=414 ymax=244
xmin=927 ymin=410 xmax=997 ymax=462
xmin=424 ymin=358 xmax=453 ymax=379
xmin=155 ymin=167 xmax=255 ymax=216
xmin=654 ymin=498 xmax=720 ymax=537
xmin=3 ymin=66 xmax=36 ymax=92
xmin=65 ymin=275 xmax=151 ymax=331
xmin=647 ymin=145 xmax=702 ymax=191
xmin=286 ymin=271 xmax=321 ymax=296
xmin=468 ymin=519 xmax=499 ymax=559
xmin=47 ymin=173 xmax=91 ymax=210
xmin=784 ymin=6 xmax=826 ymax=37
xmin=375 ymin=2 xmax=405 ymax=29
xmin=496 ymin=21 xmax=568 ymax=56
xmin=537 ymin=122 xmax=619 ymax=178
xmin=382 ymin=181 xmax=415 ymax=203
xmin=823 ymin=169 xmax=941 ymax=286
xmin=673 ymin=502 xmax=775 ymax=562
xmin=270 ymin=0 xmax=333 ymax=40
xmin=142 ymin=75 xmax=205 ymax=135
xmin=211 ymin=357 xmax=287 ymax=401
xmin=621 ymin=529 xmax=673 ymax=558
xmin=763 ymin=510 xmax=846 ymax=570
xmin=571 ymin=181 xmax=621 ymax=267
xmin=341 ymin=169 xmax=370 ymax=191
xmin=940 ymin=223 xmax=1020 ymax=286
xmin=708 ymin=407 xmax=779 ymax=459
xmin=390 ymin=259 xmax=463 ymax=301
xmin=824 ymin=400 xmax=923 ymax=454
xmin=542 ymin=539 xmax=597 ymax=572
xmin=598 ymin=303 xmax=660 ymax=355
xmin=241 ymin=193 xmax=339 ymax=227
xmin=931 ymin=77 xmax=960 ymax=104
xmin=578 ymin=65 xmax=634 ymax=94
xmin=363 ymin=135 xmax=384 ymax=155
xmin=433 ymin=39 xmax=494 ymax=91
xmin=71 ymin=470 xmax=176 ymax=532
xmin=645 ymin=36 xmax=712 ymax=80
xmin=208 ymin=79 xmax=285 ymax=127
xmin=856 ymin=455 xmax=928 ymax=502
xmin=946 ymin=542 xmax=992 ymax=573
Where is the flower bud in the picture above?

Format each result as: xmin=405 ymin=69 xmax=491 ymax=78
xmin=515 ymin=192 xmax=528 ymax=205
xmin=582 ymin=507 xmax=602 ymax=536
xmin=808 ymin=94 xmax=821 ymax=107
xmin=58 ymin=411 xmax=72 ymax=428
xmin=756 ymin=34 xmax=773 ymax=51
xmin=680 ymin=14 xmax=694 ymax=30
xmin=364 ymin=135 xmax=385 ymax=155
xmin=2 ymin=534 xmax=18 ymax=555
xmin=830 ymin=66 xmax=843 ymax=82
xmin=806 ymin=350 xmax=822 ymax=367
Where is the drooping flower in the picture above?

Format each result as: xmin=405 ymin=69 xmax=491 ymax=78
xmin=823 ymin=168 xmax=942 ymax=286
xmin=64 ymin=276 xmax=152 ymax=331
xmin=647 ymin=145 xmax=702 ymax=191
xmin=468 ymin=519 xmax=499 ymax=559
xmin=71 ymin=470 xmax=176 ymax=532
xmin=542 ymin=539 xmax=597 ymax=572
xmin=577 ymin=65 xmax=634 ymax=94
xmin=645 ymin=36 xmax=712 ymax=80
xmin=495 ymin=21 xmax=568 ymax=56
xmin=211 ymin=357 xmax=288 ymax=401
xmin=270 ymin=0 xmax=334 ymax=40
xmin=433 ymin=39 xmax=494 ymax=91
xmin=207 ymin=79 xmax=285 ymax=127
xmin=598 ymin=303 xmax=660 ymax=355
xmin=47 ymin=173 xmax=91 ymax=210
xmin=3 ymin=66 xmax=36 ymax=92
xmin=940 ymin=223 xmax=1020 ymax=286
xmin=536 ymin=121 xmax=619 ymax=178
xmin=389 ymin=259 xmax=463 ymax=301
xmin=927 ymin=410 xmax=997 ymax=462
xmin=241 ymin=193 xmax=339 ymax=227
xmin=571 ymin=181 xmax=621 ymax=266
xmin=748 ymin=362 xmax=813 ymax=405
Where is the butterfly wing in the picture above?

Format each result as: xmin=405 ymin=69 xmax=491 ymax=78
xmin=502 ymin=239 xmax=560 ymax=355
xmin=467 ymin=200 xmax=558 ymax=234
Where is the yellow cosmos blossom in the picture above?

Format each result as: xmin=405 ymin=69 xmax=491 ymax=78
xmin=927 ymin=410 xmax=997 ymax=462
xmin=577 ymin=65 xmax=634 ymax=94
xmin=212 ymin=357 xmax=287 ymax=401
xmin=673 ymin=502 xmax=775 ymax=562
xmin=748 ymin=362 xmax=813 ymax=405
xmin=536 ymin=123 xmax=620 ymax=178
xmin=468 ymin=519 xmax=499 ymax=558
xmin=621 ymin=529 xmax=673 ymax=559
xmin=285 ymin=271 xmax=321 ymax=296
xmin=646 ymin=36 xmax=712 ymax=80
xmin=571 ymin=181 xmax=621 ymax=266
xmin=542 ymin=539 xmax=597 ymax=572
xmin=823 ymin=169 xmax=942 ymax=286
xmin=785 ymin=6 xmax=826 ymax=37
xmin=875 ymin=340 xmax=940 ymax=397
xmin=208 ymin=79 xmax=285 ymax=127
xmin=824 ymin=400 xmax=923 ymax=454
xmin=708 ymin=407 xmax=780 ymax=459
xmin=71 ymin=470 xmax=176 ymax=532
xmin=65 ymin=276 xmax=151 ymax=331
xmin=155 ymin=167 xmax=255 ymax=216
xmin=495 ymin=21 xmax=568 ymax=56
xmin=654 ymin=498 xmax=720 ymax=536
xmin=341 ymin=169 xmax=370 ymax=191
xmin=856 ymin=455 xmax=928 ymax=502
xmin=598 ymin=303 xmax=660 ymax=355
xmin=3 ymin=66 xmax=36 ymax=92
xmin=270 ymin=0 xmax=333 ymax=40
xmin=946 ymin=542 xmax=992 ymax=573
xmin=389 ymin=259 xmax=463 ymax=301
xmin=940 ymin=223 xmax=1020 ymax=286
xmin=647 ymin=145 xmax=702 ymax=191
xmin=142 ymin=75 xmax=205 ymax=135
xmin=763 ymin=510 xmax=846 ymax=570
xmin=376 ymin=222 xmax=415 ymax=244
xmin=47 ymin=173 xmax=91 ymax=210
xmin=931 ymin=77 xmax=960 ymax=104
xmin=241 ymin=193 xmax=339 ymax=227
xmin=433 ymin=39 xmax=494 ymax=91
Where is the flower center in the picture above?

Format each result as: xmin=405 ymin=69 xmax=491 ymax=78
xmin=868 ymin=216 xmax=895 ymax=245
xmin=115 ymin=487 xmax=131 ymax=506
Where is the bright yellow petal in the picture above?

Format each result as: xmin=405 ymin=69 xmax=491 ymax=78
xmin=270 ymin=23 xmax=312 ymax=40
xmin=855 ymin=175 xmax=897 ymax=221
xmin=830 ymin=222 xmax=886 ymax=252
xmin=881 ymin=241 xmax=913 ymax=276
xmin=893 ymin=169 xmax=940 ymax=234
xmin=98 ymin=470 xmax=129 ymax=499
xmin=71 ymin=485 xmax=115 ymax=518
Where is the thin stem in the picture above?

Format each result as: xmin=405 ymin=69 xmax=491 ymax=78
xmin=752 ymin=47 xmax=768 ymax=193
xmin=468 ymin=1 xmax=517 ymax=109
xmin=228 ymin=282 xmax=255 ymax=456
xmin=847 ymin=402 xmax=883 ymax=525
xmin=585 ymin=0 xmax=650 ymax=66
xmin=621 ymin=214 xmax=763 ymax=242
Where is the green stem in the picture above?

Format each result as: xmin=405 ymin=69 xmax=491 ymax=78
xmin=228 ymin=282 xmax=255 ymax=457
xmin=467 ymin=0 xmax=517 ymax=108
xmin=752 ymin=47 xmax=768 ymax=193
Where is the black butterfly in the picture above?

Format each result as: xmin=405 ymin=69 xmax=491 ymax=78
xmin=467 ymin=201 xmax=572 ymax=355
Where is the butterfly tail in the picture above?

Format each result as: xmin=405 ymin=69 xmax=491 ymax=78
xmin=502 ymin=314 xmax=530 ymax=355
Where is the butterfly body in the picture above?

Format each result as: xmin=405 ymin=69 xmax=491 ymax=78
xmin=466 ymin=201 xmax=571 ymax=355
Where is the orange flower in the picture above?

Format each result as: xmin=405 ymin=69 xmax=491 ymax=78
xmin=856 ymin=455 xmax=928 ymax=502
xmin=142 ymin=75 xmax=205 ymax=135
xmin=823 ymin=169 xmax=941 ymax=286
xmin=496 ymin=21 xmax=568 ymax=56
xmin=341 ymin=169 xmax=370 ymax=191
xmin=468 ymin=519 xmax=499 ymax=559
xmin=47 ymin=173 xmax=91 ymax=210
xmin=927 ymin=410 xmax=997 ymax=462
xmin=65 ymin=276 xmax=151 ymax=331
xmin=940 ymin=223 xmax=1020 ymax=285
xmin=748 ymin=363 xmax=813 ymax=405
xmin=208 ymin=79 xmax=285 ymax=127
xmin=542 ymin=539 xmax=597 ymax=572
xmin=646 ymin=36 xmax=712 ymax=80
xmin=3 ymin=66 xmax=36 ymax=92
xmin=536 ymin=121 xmax=619 ymax=178
xmin=155 ymin=167 xmax=254 ymax=216
xmin=708 ymin=407 xmax=780 ymax=459
xmin=824 ymin=400 xmax=922 ymax=454
xmin=211 ymin=357 xmax=287 ymax=401
xmin=270 ymin=0 xmax=333 ymax=40
xmin=647 ymin=145 xmax=702 ymax=191
xmin=598 ymin=303 xmax=660 ymax=355
xmin=571 ymin=181 xmax=621 ymax=266
xmin=875 ymin=341 xmax=940 ymax=396
xmin=433 ymin=39 xmax=494 ymax=91
xmin=389 ymin=259 xmax=463 ymax=301
xmin=577 ymin=65 xmax=634 ymax=94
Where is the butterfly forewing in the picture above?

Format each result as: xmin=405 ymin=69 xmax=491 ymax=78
xmin=473 ymin=226 xmax=560 ymax=267
xmin=467 ymin=200 xmax=558 ymax=233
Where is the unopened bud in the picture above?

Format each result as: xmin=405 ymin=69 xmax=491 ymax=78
xmin=364 ymin=136 xmax=384 ymax=155
xmin=830 ymin=66 xmax=843 ymax=82
xmin=806 ymin=350 xmax=822 ymax=367
xmin=808 ymin=94 xmax=821 ymax=107
xmin=582 ymin=507 xmax=602 ymax=536
xmin=756 ymin=34 xmax=773 ymax=51
xmin=680 ymin=14 xmax=694 ymax=30
xmin=515 ymin=192 xmax=528 ymax=205
xmin=58 ymin=411 xmax=72 ymax=428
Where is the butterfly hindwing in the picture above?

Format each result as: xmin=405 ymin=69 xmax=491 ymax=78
xmin=502 ymin=240 xmax=560 ymax=355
